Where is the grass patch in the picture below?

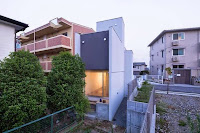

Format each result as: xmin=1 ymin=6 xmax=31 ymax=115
xmin=178 ymin=120 xmax=187 ymax=127
xmin=134 ymin=83 xmax=153 ymax=103
xmin=156 ymin=102 xmax=167 ymax=115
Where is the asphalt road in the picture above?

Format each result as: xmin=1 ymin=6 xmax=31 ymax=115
xmin=153 ymin=84 xmax=200 ymax=94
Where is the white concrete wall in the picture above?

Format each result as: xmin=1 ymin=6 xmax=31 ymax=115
xmin=74 ymin=33 xmax=81 ymax=56
xmin=0 ymin=23 xmax=15 ymax=60
xmin=97 ymin=17 xmax=124 ymax=44
xmin=109 ymin=27 xmax=125 ymax=121
xmin=124 ymin=50 xmax=133 ymax=97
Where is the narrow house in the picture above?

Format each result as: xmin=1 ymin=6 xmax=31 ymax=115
xmin=75 ymin=17 xmax=133 ymax=121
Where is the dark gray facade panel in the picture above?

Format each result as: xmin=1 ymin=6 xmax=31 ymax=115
xmin=81 ymin=31 xmax=109 ymax=70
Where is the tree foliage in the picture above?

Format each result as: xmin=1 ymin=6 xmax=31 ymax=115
xmin=47 ymin=52 xmax=90 ymax=115
xmin=0 ymin=50 xmax=47 ymax=132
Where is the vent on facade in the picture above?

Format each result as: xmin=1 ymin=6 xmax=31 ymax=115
xmin=172 ymin=41 xmax=179 ymax=46
xmin=172 ymin=56 xmax=179 ymax=62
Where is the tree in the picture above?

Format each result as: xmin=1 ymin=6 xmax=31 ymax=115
xmin=47 ymin=52 xmax=90 ymax=116
xmin=0 ymin=50 xmax=47 ymax=132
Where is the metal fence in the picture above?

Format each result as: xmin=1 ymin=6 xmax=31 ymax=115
xmin=140 ymin=88 xmax=155 ymax=133
xmin=3 ymin=106 xmax=82 ymax=133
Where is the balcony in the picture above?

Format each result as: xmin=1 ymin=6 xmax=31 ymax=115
xmin=40 ymin=61 xmax=52 ymax=72
xmin=17 ymin=35 xmax=71 ymax=53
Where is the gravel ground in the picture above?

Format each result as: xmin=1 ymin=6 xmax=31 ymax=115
xmin=155 ymin=93 xmax=200 ymax=133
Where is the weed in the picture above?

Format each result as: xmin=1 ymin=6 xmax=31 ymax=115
xmin=134 ymin=84 xmax=153 ymax=103
xmin=178 ymin=120 xmax=187 ymax=126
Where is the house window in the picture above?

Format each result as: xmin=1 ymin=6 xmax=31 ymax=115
xmin=137 ymin=66 xmax=140 ymax=69
xmin=172 ymin=32 xmax=185 ymax=40
xmin=173 ymin=49 xmax=184 ymax=55
xmin=133 ymin=66 xmax=136 ymax=68
xmin=161 ymin=36 xmax=164 ymax=43
xmin=161 ymin=50 xmax=164 ymax=58
xmin=173 ymin=65 xmax=184 ymax=69
xmin=63 ymin=32 xmax=68 ymax=36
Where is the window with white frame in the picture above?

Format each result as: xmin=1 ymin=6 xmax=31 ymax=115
xmin=173 ymin=48 xmax=184 ymax=55
xmin=172 ymin=32 xmax=185 ymax=40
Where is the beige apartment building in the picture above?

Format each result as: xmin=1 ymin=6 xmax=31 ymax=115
xmin=148 ymin=27 xmax=200 ymax=84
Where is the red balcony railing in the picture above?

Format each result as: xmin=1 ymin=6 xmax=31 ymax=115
xmin=17 ymin=35 xmax=71 ymax=53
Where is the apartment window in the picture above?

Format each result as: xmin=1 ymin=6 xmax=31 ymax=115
xmin=172 ymin=32 xmax=185 ymax=40
xmin=173 ymin=49 xmax=184 ymax=55
xmin=161 ymin=50 xmax=164 ymax=58
xmin=152 ymin=66 xmax=154 ymax=72
xmin=161 ymin=65 xmax=164 ymax=73
xmin=63 ymin=32 xmax=68 ymax=36
xmin=173 ymin=65 xmax=184 ymax=69
xmin=161 ymin=36 xmax=164 ymax=43
xmin=137 ymin=66 xmax=140 ymax=69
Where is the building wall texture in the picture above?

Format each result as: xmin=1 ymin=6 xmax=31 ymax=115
xmin=96 ymin=17 xmax=124 ymax=44
xmin=124 ymin=50 xmax=133 ymax=97
xmin=109 ymin=27 xmax=125 ymax=121
xmin=0 ymin=23 xmax=15 ymax=60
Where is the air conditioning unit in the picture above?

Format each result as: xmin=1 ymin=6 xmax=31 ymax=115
xmin=172 ymin=41 xmax=179 ymax=46
xmin=172 ymin=56 xmax=179 ymax=62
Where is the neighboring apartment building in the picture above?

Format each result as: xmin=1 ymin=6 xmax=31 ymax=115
xmin=0 ymin=15 xmax=28 ymax=60
xmin=149 ymin=27 xmax=200 ymax=84
xmin=133 ymin=62 xmax=147 ymax=75
xmin=75 ymin=17 xmax=133 ymax=121
xmin=17 ymin=17 xmax=94 ymax=72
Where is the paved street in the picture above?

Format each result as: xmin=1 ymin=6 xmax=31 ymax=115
xmin=153 ymin=83 xmax=200 ymax=94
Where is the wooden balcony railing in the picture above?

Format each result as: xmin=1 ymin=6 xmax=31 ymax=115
xmin=17 ymin=35 xmax=71 ymax=53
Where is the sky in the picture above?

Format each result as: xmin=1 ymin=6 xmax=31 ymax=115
xmin=1 ymin=0 xmax=200 ymax=67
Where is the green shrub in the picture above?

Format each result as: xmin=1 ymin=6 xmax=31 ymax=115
xmin=47 ymin=52 xmax=90 ymax=116
xmin=0 ymin=50 xmax=47 ymax=132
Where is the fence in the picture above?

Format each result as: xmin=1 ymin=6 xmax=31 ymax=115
xmin=3 ymin=106 xmax=82 ymax=133
xmin=140 ymin=88 xmax=155 ymax=133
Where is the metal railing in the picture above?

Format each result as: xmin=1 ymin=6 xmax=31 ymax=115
xmin=140 ymin=88 xmax=155 ymax=133
xmin=3 ymin=106 xmax=82 ymax=133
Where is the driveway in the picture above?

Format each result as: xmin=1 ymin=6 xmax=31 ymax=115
xmin=153 ymin=83 xmax=200 ymax=94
